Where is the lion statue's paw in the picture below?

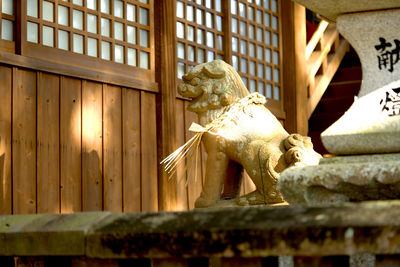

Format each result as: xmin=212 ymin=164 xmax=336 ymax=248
xmin=237 ymin=190 xmax=287 ymax=206
xmin=237 ymin=191 xmax=267 ymax=206
xmin=194 ymin=193 xmax=217 ymax=208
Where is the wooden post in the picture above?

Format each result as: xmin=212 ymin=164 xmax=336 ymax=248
xmin=0 ymin=66 xmax=12 ymax=215
xmin=223 ymin=0 xmax=233 ymax=64
xmin=281 ymin=0 xmax=308 ymax=135
xmin=154 ymin=0 xmax=178 ymax=211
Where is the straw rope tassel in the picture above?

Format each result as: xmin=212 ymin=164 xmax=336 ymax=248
xmin=160 ymin=92 xmax=267 ymax=186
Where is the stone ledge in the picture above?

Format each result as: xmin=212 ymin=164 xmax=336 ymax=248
xmin=1 ymin=202 xmax=400 ymax=258
xmin=0 ymin=212 xmax=111 ymax=256
xmin=279 ymin=154 xmax=400 ymax=204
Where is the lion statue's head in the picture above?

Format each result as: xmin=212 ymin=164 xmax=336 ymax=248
xmin=284 ymin=134 xmax=322 ymax=167
xmin=178 ymin=60 xmax=250 ymax=113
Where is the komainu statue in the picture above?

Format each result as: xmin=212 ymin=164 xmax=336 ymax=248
xmin=163 ymin=60 xmax=321 ymax=208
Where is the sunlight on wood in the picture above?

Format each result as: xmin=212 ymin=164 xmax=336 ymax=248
xmin=82 ymin=102 xmax=102 ymax=147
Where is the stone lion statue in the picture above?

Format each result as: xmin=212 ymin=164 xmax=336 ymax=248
xmin=176 ymin=60 xmax=321 ymax=208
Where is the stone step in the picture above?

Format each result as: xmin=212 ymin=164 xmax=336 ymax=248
xmin=337 ymin=45 xmax=361 ymax=68
xmin=323 ymin=80 xmax=361 ymax=98
xmin=309 ymin=112 xmax=344 ymax=132
xmin=331 ymin=66 xmax=362 ymax=83
xmin=312 ymin=96 xmax=355 ymax=115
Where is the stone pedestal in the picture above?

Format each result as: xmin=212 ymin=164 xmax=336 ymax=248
xmin=321 ymin=9 xmax=400 ymax=154
xmin=280 ymin=1 xmax=400 ymax=205
xmin=279 ymin=153 xmax=400 ymax=205
xmin=279 ymin=3 xmax=400 ymax=266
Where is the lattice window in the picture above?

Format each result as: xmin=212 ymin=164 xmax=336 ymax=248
xmin=25 ymin=0 xmax=151 ymax=69
xmin=0 ymin=0 xmax=15 ymax=52
xmin=231 ymin=0 xmax=281 ymax=101
xmin=176 ymin=0 xmax=224 ymax=78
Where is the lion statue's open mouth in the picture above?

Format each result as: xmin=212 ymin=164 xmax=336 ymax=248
xmin=164 ymin=60 xmax=321 ymax=208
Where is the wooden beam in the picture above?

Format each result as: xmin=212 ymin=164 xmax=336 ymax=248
xmin=281 ymin=0 xmax=308 ymax=135
xmin=307 ymin=39 xmax=349 ymax=117
xmin=223 ymin=0 xmax=233 ymax=64
xmin=305 ymin=21 xmax=329 ymax=60
xmin=0 ymin=66 xmax=12 ymax=214
xmin=13 ymin=68 xmax=37 ymax=214
xmin=0 ymin=52 xmax=158 ymax=92
xmin=154 ymin=0 xmax=178 ymax=211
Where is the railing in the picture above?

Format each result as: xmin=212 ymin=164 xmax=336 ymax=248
xmin=306 ymin=20 xmax=349 ymax=118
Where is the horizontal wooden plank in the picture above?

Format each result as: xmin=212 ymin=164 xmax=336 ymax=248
xmin=0 ymin=52 xmax=158 ymax=93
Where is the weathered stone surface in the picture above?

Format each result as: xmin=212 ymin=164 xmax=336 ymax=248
xmin=293 ymin=0 xmax=400 ymax=22
xmin=278 ymin=153 xmax=400 ymax=204
xmin=337 ymin=10 xmax=400 ymax=97
xmin=1 ymin=203 xmax=400 ymax=259
xmin=349 ymin=253 xmax=375 ymax=267
xmin=0 ymin=212 xmax=111 ymax=255
xmin=87 ymin=201 xmax=400 ymax=258
xmin=320 ymin=9 xmax=400 ymax=155
xmin=321 ymin=85 xmax=400 ymax=155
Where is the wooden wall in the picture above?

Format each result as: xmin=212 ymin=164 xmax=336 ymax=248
xmin=0 ymin=64 xmax=158 ymax=214
xmin=0 ymin=63 xmax=257 ymax=214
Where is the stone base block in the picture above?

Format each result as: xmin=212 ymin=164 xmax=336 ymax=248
xmin=278 ymin=153 xmax=400 ymax=204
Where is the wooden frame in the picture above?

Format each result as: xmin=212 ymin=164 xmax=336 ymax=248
xmin=174 ymin=0 xmax=285 ymax=119
xmin=16 ymin=0 xmax=156 ymax=86
xmin=175 ymin=0 xmax=225 ymax=77
xmin=0 ymin=0 xmax=16 ymax=53
xmin=281 ymin=0 xmax=308 ymax=135
xmin=0 ymin=51 xmax=157 ymax=91
xmin=155 ymin=0 xmax=178 ymax=211
xmin=230 ymin=0 xmax=284 ymax=119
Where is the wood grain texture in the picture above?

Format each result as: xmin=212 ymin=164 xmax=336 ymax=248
xmin=0 ymin=66 xmax=12 ymax=214
xmin=82 ymin=81 xmax=103 ymax=211
xmin=37 ymin=72 xmax=60 ymax=213
xmin=174 ymin=99 xmax=188 ymax=211
xmin=184 ymin=104 xmax=203 ymax=210
xmin=154 ymin=0 xmax=178 ymax=211
xmin=281 ymin=0 xmax=308 ymax=135
xmin=140 ymin=91 xmax=158 ymax=212
xmin=12 ymin=68 xmax=37 ymax=214
xmin=103 ymin=84 xmax=122 ymax=212
xmin=122 ymin=88 xmax=141 ymax=212
xmin=0 ymin=52 xmax=158 ymax=92
xmin=222 ymin=0 xmax=233 ymax=64
xmin=60 ymin=77 xmax=82 ymax=213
